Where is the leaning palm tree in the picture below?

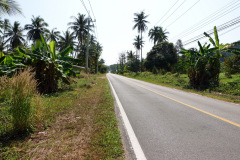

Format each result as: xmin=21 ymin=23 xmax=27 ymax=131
xmin=148 ymin=26 xmax=168 ymax=45
xmin=133 ymin=11 xmax=149 ymax=72
xmin=58 ymin=30 xmax=76 ymax=52
xmin=5 ymin=21 xmax=24 ymax=49
xmin=47 ymin=28 xmax=60 ymax=42
xmin=25 ymin=16 xmax=49 ymax=42
xmin=0 ymin=0 xmax=22 ymax=15
xmin=68 ymin=13 xmax=93 ymax=46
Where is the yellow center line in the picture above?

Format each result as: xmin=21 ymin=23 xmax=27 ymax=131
xmin=125 ymin=78 xmax=240 ymax=128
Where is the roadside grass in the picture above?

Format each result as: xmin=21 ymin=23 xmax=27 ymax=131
xmin=123 ymin=72 xmax=240 ymax=103
xmin=0 ymin=74 xmax=124 ymax=159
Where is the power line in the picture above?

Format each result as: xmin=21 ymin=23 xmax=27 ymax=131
xmin=154 ymin=0 xmax=180 ymax=26
xmin=87 ymin=0 xmax=95 ymax=20
xmin=166 ymin=0 xmax=200 ymax=28
xmin=80 ymin=0 xmax=90 ymax=16
xmin=173 ymin=0 xmax=239 ymax=39
xmin=178 ymin=2 xmax=240 ymax=40
xmin=184 ymin=18 xmax=240 ymax=45
xmin=161 ymin=0 xmax=187 ymax=25
xmin=173 ymin=0 xmax=240 ymax=40
xmin=183 ymin=16 xmax=240 ymax=46
xmin=87 ymin=0 xmax=99 ymax=41
xmin=219 ymin=24 xmax=240 ymax=37
xmin=183 ymin=16 xmax=240 ymax=44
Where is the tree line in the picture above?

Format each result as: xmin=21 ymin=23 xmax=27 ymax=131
xmin=110 ymin=11 xmax=240 ymax=90
xmin=0 ymin=1 xmax=107 ymax=94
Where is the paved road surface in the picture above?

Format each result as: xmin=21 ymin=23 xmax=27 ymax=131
xmin=107 ymin=73 xmax=240 ymax=160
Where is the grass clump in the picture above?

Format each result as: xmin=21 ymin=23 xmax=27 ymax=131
xmin=0 ymin=68 xmax=41 ymax=136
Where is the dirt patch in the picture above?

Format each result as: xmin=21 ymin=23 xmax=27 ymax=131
xmin=22 ymin=90 xmax=101 ymax=159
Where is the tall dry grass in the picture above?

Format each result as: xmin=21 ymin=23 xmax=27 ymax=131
xmin=0 ymin=68 xmax=42 ymax=134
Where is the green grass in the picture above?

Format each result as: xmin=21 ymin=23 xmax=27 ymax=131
xmin=87 ymin=77 xmax=124 ymax=159
xmin=123 ymin=72 xmax=240 ymax=103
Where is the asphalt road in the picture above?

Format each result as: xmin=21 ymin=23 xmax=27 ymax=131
xmin=107 ymin=73 xmax=240 ymax=160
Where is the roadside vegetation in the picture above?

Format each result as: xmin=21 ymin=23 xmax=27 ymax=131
xmin=1 ymin=2 xmax=123 ymax=159
xmin=0 ymin=73 xmax=124 ymax=159
xmin=123 ymin=72 xmax=240 ymax=103
xmin=109 ymin=11 xmax=240 ymax=103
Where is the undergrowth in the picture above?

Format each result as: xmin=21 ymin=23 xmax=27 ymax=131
xmin=123 ymin=72 xmax=240 ymax=103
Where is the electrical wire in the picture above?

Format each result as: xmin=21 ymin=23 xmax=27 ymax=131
xmin=183 ymin=16 xmax=240 ymax=44
xmin=219 ymin=24 xmax=240 ymax=37
xmin=178 ymin=2 xmax=240 ymax=40
xmin=183 ymin=17 xmax=240 ymax=46
xmin=87 ymin=0 xmax=99 ymax=41
xmin=173 ymin=0 xmax=239 ymax=39
xmin=80 ymin=0 xmax=91 ymax=17
xmin=161 ymin=0 xmax=187 ymax=25
xmin=166 ymin=0 xmax=200 ymax=28
xmin=173 ymin=0 xmax=240 ymax=40
xmin=155 ymin=0 xmax=180 ymax=26
xmin=87 ymin=0 xmax=96 ymax=20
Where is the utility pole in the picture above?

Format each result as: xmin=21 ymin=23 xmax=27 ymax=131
xmin=86 ymin=17 xmax=90 ymax=73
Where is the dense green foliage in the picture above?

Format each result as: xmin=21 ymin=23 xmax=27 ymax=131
xmin=144 ymin=41 xmax=177 ymax=72
xmin=0 ymin=13 xmax=106 ymax=93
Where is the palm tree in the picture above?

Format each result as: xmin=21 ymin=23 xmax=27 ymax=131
xmin=133 ymin=35 xmax=144 ymax=58
xmin=25 ymin=16 xmax=49 ymax=42
xmin=68 ymin=13 xmax=93 ymax=46
xmin=58 ymin=30 xmax=76 ymax=52
xmin=5 ymin=21 xmax=24 ymax=49
xmin=127 ymin=50 xmax=134 ymax=62
xmin=95 ymin=42 xmax=102 ymax=73
xmin=133 ymin=11 xmax=149 ymax=72
xmin=47 ymin=28 xmax=60 ymax=42
xmin=148 ymin=26 xmax=168 ymax=45
xmin=89 ymin=34 xmax=97 ymax=45
xmin=0 ymin=0 xmax=22 ymax=15
xmin=0 ymin=18 xmax=10 ymax=51
xmin=1 ymin=19 xmax=11 ymax=36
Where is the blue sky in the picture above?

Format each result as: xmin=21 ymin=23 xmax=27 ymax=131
xmin=5 ymin=0 xmax=240 ymax=65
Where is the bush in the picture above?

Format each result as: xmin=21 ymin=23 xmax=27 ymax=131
xmin=1 ymin=68 xmax=41 ymax=134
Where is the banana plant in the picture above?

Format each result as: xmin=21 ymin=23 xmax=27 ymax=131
xmin=0 ymin=51 xmax=27 ymax=76
xmin=180 ymin=26 xmax=240 ymax=89
xmin=16 ymin=35 xmax=81 ymax=93
xmin=204 ymin=26 xmax=240 ymax=64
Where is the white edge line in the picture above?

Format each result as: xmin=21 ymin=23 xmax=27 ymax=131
xmin=107 ymin=74 xmax=147 ymax=160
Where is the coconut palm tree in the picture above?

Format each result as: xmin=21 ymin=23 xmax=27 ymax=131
xmin=1 ymin=19 xmax=11 ymax=36
xmin=133 ymin=35 xmax=144 ymax=72
xmin=25 ymin=16 xmax=49 ymax=42
xmin=68 ymin=13 xmax=93 ymax=46
xmin=148 ymin=26 xmax=169 ymax=45
xmin=133 ymin=11 xmax=149 ymax=72
xmin=0 ymin=18 xmax=11 ymax=51
xmin=133 ymin=35 xmax=144 ymax=58
xmin=5 ymin=21 xmax=24 ymax=49
xmin=47 ymin=28 xmax=60 ymax=42
xmin=58 ymin=30 xmax=76 ymax=52
xmin=0 ymin=0 xmax=22 ymax=15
